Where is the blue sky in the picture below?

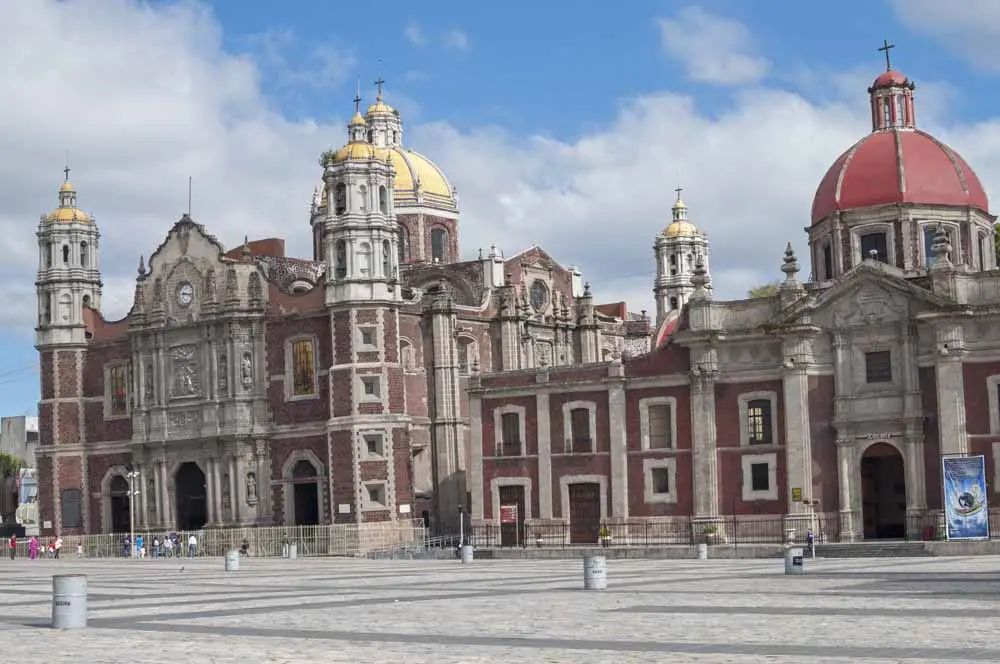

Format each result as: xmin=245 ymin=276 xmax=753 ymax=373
xmin=1 ymin=0 xmax=1000 ymax=417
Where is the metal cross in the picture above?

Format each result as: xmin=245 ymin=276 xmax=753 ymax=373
xmin=63 ymin=164 xmax=71 ymax=181
xmin=878 ymin=39 xmax=895 ymax=71
xmin=374 ymin=75 xmax=385 ymax=100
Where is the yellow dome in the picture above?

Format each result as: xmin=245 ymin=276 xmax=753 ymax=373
xmin=349 ymin=112 xmax=366 ymax=126
xmin=663 ymin=220 xmax=700 ymax=237
xmin=59 ymin=181 xmax=74 ymax=193
xmin=366 ymin=101 xmax=396 ymax=116
xmin=331 ymin=142 xmax=386 ymax=163
xmin=46 ymin=207 xmax=92 ymax=223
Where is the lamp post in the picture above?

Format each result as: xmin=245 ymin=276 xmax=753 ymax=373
xmin=126 ymin=469 xmax=140 ymax=558
xmin=458 ymin=505 xmax=464 ymax=547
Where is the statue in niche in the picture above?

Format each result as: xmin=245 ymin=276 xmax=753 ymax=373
xmin=241 ymin=352 xmax=253 ymax=387
xmin=246 ymin=472 xmax=258 ymax=503
xmin=205 ymin=269 xmax=216 ymax=301
xmin=217 ymin=353 xmax=228 ymax=394
xmin=225 ymin=268 xmax=238 ymax=301
xmin=144 ymin=361 xmax=154 ymax=402
xmin=248 ymin=271 xmax=262 ymax=304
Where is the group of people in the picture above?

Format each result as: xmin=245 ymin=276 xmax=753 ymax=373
xmin=122 ymin=533 xmax=198 ymax=558
xmin=7 ymin=534 xmax=65 ymax=560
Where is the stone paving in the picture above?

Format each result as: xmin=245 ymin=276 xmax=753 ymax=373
xmin=2 ymin=553 xmax=1000 ymax=663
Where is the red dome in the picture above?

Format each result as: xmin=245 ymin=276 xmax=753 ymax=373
xmin=811 ymin=129 xmax=989 ymax=225
xmin=871 ymin=70 xmax=909 ymax=89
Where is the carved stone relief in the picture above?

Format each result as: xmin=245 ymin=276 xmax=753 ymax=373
xmin=241 ymin=351 xmax=253 ymax=387
xmin=225 ymin=268 xmax=238 ymax=301
xmin=205 ymin=269 xmax=217 ymax=301
xmin=167 ymin=409 xmax=202 ymax=427
xmin=170 ymin=345 xmax=201 ymax=398
xmin=217 ymin=353 xmax=228 ymax=394
xmin=144 ymin=360 xmax=154 ymax=402
xmin=246 ymin=472 xmax=258 ymax=504
xmin=248 ymin=271 xmax=262 ymax=304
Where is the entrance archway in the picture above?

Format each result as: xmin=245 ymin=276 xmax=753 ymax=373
xmin=291 ymin=459 xmax=320 ymax=526
xmin=108 ymin=475 xmax=130 ymax=533
xmin=860 ymin=442 xmax=906 ymax=539
xmin=175 ymin=462 xmax=207 ymax=531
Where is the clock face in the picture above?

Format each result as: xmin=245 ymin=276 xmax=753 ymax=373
xmin=176 ymin=282 xmax=194 ymax=307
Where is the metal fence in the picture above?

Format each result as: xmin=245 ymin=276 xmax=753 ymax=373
xmin=6 ymin=521 xmax=427 ymax=559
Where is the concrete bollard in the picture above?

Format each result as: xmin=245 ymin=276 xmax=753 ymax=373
xmin=583 ymin=555 xmax=607 ymax=590
xmin=697 ymin=543 xmax=708 ymax=560
xmin=52 ymin=574 xmax=87 ymax=630
xmin=460 ymin=544 xmax=473 ymax=564
xmin=288 ymin=542 xmax=297 ymax=560
xmin=784 ymin=546 xmax=805 ymax=575
xmin=224 ymin=550 xmax=240 ymax=572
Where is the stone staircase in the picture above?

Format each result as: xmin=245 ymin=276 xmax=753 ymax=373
xmin=814 ymin=541 xmax=933 ymax=558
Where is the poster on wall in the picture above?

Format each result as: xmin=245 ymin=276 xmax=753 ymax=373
xmin=942 ymin=455 xmax=990 ymax=540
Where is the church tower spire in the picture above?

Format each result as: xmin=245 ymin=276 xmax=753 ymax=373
xmin=653 ymin=187 xmax=710 ymax=324
xmin=36 ymin=167 xmax=102 ymax=347
xmin=364 ymin=75 xmax=403 ymax=148
xmin=869 ymin=40 xmax=916 ymax=131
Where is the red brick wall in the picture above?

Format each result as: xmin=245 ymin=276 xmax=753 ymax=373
xmin=330 ymin=368 xmax=352 ymax=417
xmin=627 ymin=453 xmax=693 ymax=517
xmin=624 ymin=344 xmax=690 ymax=378
xmin=57 ymin=454 xmax=84 ymax=535
xmin=40 ymin=351 xmax=54 ymax=400
xmin=550 ymin=456 xmax=610 ymax=519
xmin=35 ymin=455 xmax=53 ymax=532
xmin=328 ymin=430 xmax=355 ymax=523
xmin=270 ymin=436 xmax=328 ymax=525
xmin=549 ymin=390 xmax=609 ymax=453
xmin=266 ymin=313 xmax=330 ymax=426
xmin=482 ymin=396 xmax=536 ymax=456
xmin=81 ymin=343 xmax=132 ymax=443
xmin=808 ymin=375 xmax=838 ymax=511
xmin=920 ymin=368 xmax=942 ymax=509
xmin=333 ymin=311 xmax=351 ymax=365
xmin=393 ymin=428 xmax=413 ymax=511
xmin=963 ymin=360 xmax=1000 ymax=435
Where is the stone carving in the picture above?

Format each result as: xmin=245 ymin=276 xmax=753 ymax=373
xmin=152 ymin=278 xmax=163 ymax=307
xmin=248 ymin=271 xmax=262 ymax=304
xmin=225 ymin=268 xmax=238 ymax=301
xmin=246 ymin=472 xmax=258 ymax=503
xmin=167 ymin=409 xmax=201 ymax=427
xmin=222 ymin=473 xmax=231 ymax=509
xmin=205 ymin=269 xmax=216 ymax=301
xmin=144 ymin=361 xmax=154 ymax=402
xmin=217 ymin=353 xmax=228 ymax=394
xmin=170 ymin=344 xmax=201 ymax=398
xmin=177 ymin=224 xmax=191 ymax=255
xmin=241 ymin=351 xmax=253 ymax=387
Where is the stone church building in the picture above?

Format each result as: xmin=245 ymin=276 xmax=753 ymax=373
xmin=32 ymin=84 xmax=649 ymax=536
xmin=469 ymin=64 xmax=1000 ymax=544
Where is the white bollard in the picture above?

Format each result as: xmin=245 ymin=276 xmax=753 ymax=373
xmin=697 ymin=543 xmax=708 ymax=560
xmin=288 ymin=542 xmax=297 ymax=560
xmin=224 ymin=550 xmax=240 ymax=572
xmin=583 ymin=555 xmax=607 ymax=590
xmin=460 ymin=544 xmax=473 ymax=564
xmin=784 ymin=546 xmax=805 ymax=575
xmin=52 ymin=575 xmax=87 ymax=629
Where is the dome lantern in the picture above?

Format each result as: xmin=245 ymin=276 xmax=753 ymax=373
xmin=869 ymin=40 xmax=916 ymax=131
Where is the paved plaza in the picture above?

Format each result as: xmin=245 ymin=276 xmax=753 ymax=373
xmin=2 ymin=553 xmax=1000 ymax=663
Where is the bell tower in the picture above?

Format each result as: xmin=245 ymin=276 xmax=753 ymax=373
xmin=36 ymin=167 xmax=102 ymax=347
xmin=653 ymin=188 xmax=710 ymax=325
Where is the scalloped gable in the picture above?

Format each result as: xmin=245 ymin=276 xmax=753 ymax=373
xmin=145 ymin=214 xmax=230 ymax=279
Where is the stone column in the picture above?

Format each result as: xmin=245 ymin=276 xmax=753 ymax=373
xmin=781 ymin=344 xmax=814 ymax=516
xmin=138 ymin=464 xmax=149 ymax=529
xmin=469 ymin=387 xmax=485 ymax=521
xmin=690 ymin=367 xmax=720 ymax=521
xmin=835 ymin=439 xmax=856 ymax=542
xmin=229 ymin=456 xmax=239 ymax=524
xmin=607 ymin=367 xmax=628 ymax=518
xmin=934 ymin=323 xmax=968 ymax=456
xmin=158 ymin=461 xmax=170 ymax=529
xmin=212 ymin=457 xmax=223 ymax=526
xmin=535 ymin=391 xmax=553 ymax=519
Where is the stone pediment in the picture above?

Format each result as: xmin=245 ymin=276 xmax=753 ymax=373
xmin=771 ymin=264 xmax=951 ymax=329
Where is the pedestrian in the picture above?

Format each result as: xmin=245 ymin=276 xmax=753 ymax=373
xmin=8 ymin=534 xmax=16 ymax=560
xmin=75 ymin=542 xmax=83 ymax=558
xmin=28 ymin=536 xmax=39 ymax=560
xmin=135 ymin=534 xmax=144 ymax=558
xmin=164 ymin=536 xmax=174 ymax=558
xmin=187 ymin=533 xmax=197 ymax=558
xmin=54 ymin=536 xmax=62 ymax=559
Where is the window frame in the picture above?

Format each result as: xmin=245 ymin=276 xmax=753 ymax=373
xmin=642 ymin=458 xmax=678 ymax=504
xmin=741 ymin=453 xmax=778 ymax=502
xmin=285 ymin=335 xmax=319 ymax=401
xmin=737 ymin=391 xmax=778 ymax=447
xmin=104 ymin=362 xmax=131 ymax=420
xmin=864 ymin=350 xmax=892 ymax=384
xmin=561 ymin=400 xmax=597 ymax=454
xmin=361 ymin=430 xmax=386 ymax=460
xmin=363 ymin=481 xmax=389 ymax=511
xmin=639 ymin=396 xmax=678 ymax=451
xmin=493 ymin=405 xmax=527 ymax=457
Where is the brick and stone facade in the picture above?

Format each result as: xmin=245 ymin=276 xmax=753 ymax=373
xmin=32 ymin=91 xmax=648 ymax=536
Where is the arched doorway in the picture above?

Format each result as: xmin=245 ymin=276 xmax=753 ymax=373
xmin=860 ymin=442 xmax=906 ymax=539
xmin=175 ymin=462 xmax=207 ymax=531
xmin=291 ymin=459 xmax=320 ymax=526
xmin=108 ymin=475 xmax=131 ymax=533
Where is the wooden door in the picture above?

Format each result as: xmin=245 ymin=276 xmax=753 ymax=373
xmin=498 ymin=485 xmax=525 ymax=547
xmin=568 ymin=482 xmax=601 ymax=544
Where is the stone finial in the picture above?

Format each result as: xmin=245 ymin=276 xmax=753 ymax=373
xmin=582 ymin=282 xmax=592 ymax=298
xmin=241 ymin=236 xmax=252 ymax=262
xmin=781 ymin=242 xmax=799 ymax=280
xmin=931 ymin=225 xmax=953 ymax=268
xmin=690 ymin=255 xmax=711 ymax=302
xmin=137 ymin=255 xmax=146 ymax=279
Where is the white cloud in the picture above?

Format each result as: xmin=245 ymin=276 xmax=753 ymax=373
xmin=890 ymin=0 xmax=1000 ymax=70
xmin=1 ymin=0 xmax=998 ymax=343
xmin=443 ymin=28 xmax=470 ymax=51
xmin=403 ymin=21 xmax=425 ymax=47
xmin=658 ymin=7 xmax=768 ymax=85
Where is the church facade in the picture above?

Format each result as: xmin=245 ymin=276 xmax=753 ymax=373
xmin=469 ymin=64 xmax=1000 ymax=543
xmin=32 ymin=84 xmax=649 ymax=536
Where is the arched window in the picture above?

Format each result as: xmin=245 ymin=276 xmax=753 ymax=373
xmin=398 ymin=226 xmax=409 ymax=263
xmin=367 ymin=130 xmax=374 ymax=143
xmin=357 ymin=242 xmax=372 ymax=277
xmin=62 ymin=245 xmax=69 ymax=265
xmin=400 ymin=339 xmax=414 ymax=371
xmin=45 ymin=242 xmax=52 ymax=268
xmin=431 ymin=228 xmax=447 ymax=263
xmin=58 ymin=293 xmax=72 ymax=322
xmin=358 ymin=185 xmax=368 ymax=212
xmin=334 ymin=240 xmax=347 ymax=279
xmin=41 ymin=296 xmax=51 ymax=324
xmin=334 ymin=183 xmax=347 ymax=215
xmin=457 ymin=338 xmax=473 ymax=374
xmin=670 ymin=297 xmax=678 ymax=310
xmin=382 ymin=240 xmax=392 ymax=278
xmin=379 ymin=186 xmax=388 ymax=214
xmin=82 ymin=294 xmax=91 ymax=310
xmin=80 ymin=241 xmax=88 ymax=268
xmin=392 ymin=131 xmax=398 ymax=144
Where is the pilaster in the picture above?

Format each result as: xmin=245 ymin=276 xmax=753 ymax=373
xmin=607 ymin=364 xmax=628 ymax=518
xmin=934 ymin=323 xmax=968 ymax=455
xmin=835 ymin=439 xmax=857 ymax=542
xmin=469 ymin=385 xmax=484 ymax=521
xmin=535 ymin=391 xmax=553 ymax=519
xmin=690 ymin=360 xmax=720 ymax=519
xmin=781 ymin=339 xmax=814 ymax=515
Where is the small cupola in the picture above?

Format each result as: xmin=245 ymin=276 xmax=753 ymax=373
xmin=868 ymin=40 xmax=916 ymax=131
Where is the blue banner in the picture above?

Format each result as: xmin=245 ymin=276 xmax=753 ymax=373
xmin=942 ymin=455 xmax=990 ymax=540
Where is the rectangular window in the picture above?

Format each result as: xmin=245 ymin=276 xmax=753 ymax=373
xmin=651 ymin=467 xmax=671 ymax=495
xmin=108 ymin=365 xmax=129 ymax=416
xmin=569 ymin=407 xmax=591 ymax=453
xmin=431 ymin=228 xmax=447 ymax=263
xmin=291 ymin=339 xmax=316 ymax=396
xmin=648 ymin=404 xmax=672 ymax=449
xmin=360 ymin=327 xmax=376 ymax=347
xmin=500 ymin=412 xmax=521 ymax=456
xmin=61 ymin=489 xmax=83 ymax=528
xmin=750 ymin=463 xmax=770 ymax=492
xmin=361 ymin=376 xmax=380 ymax=397
xmin=980 ymin=233 xmax=988 ymax=270
xmin=865 ymin=351 xmax=892 ymax=383
xmin=457 ymin=340 xmax=471 ymax=374
xmin=860 ymin=232 xmax=888 ymax=264
xmin=364 ymin=433 xmax=384 ymax=458
xmin=822 ymin=243 xmax=833 ymax=280
xmin=366 ymin=484 xmax=386 ymax=508
xmin=747 ymin=400 xmax=772 ymax=445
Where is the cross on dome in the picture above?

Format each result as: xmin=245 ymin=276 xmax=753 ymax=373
xmin=878 ymin=39 xmax=895 ymax=72
xmin=375 ymin=75 xmax=385 ymax=102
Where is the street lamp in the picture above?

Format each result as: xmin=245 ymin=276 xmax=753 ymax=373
xmin=126 ymin=469 xmax=140 ymax=558
xmin=458 ymin=505 xmax=464 ymax=547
